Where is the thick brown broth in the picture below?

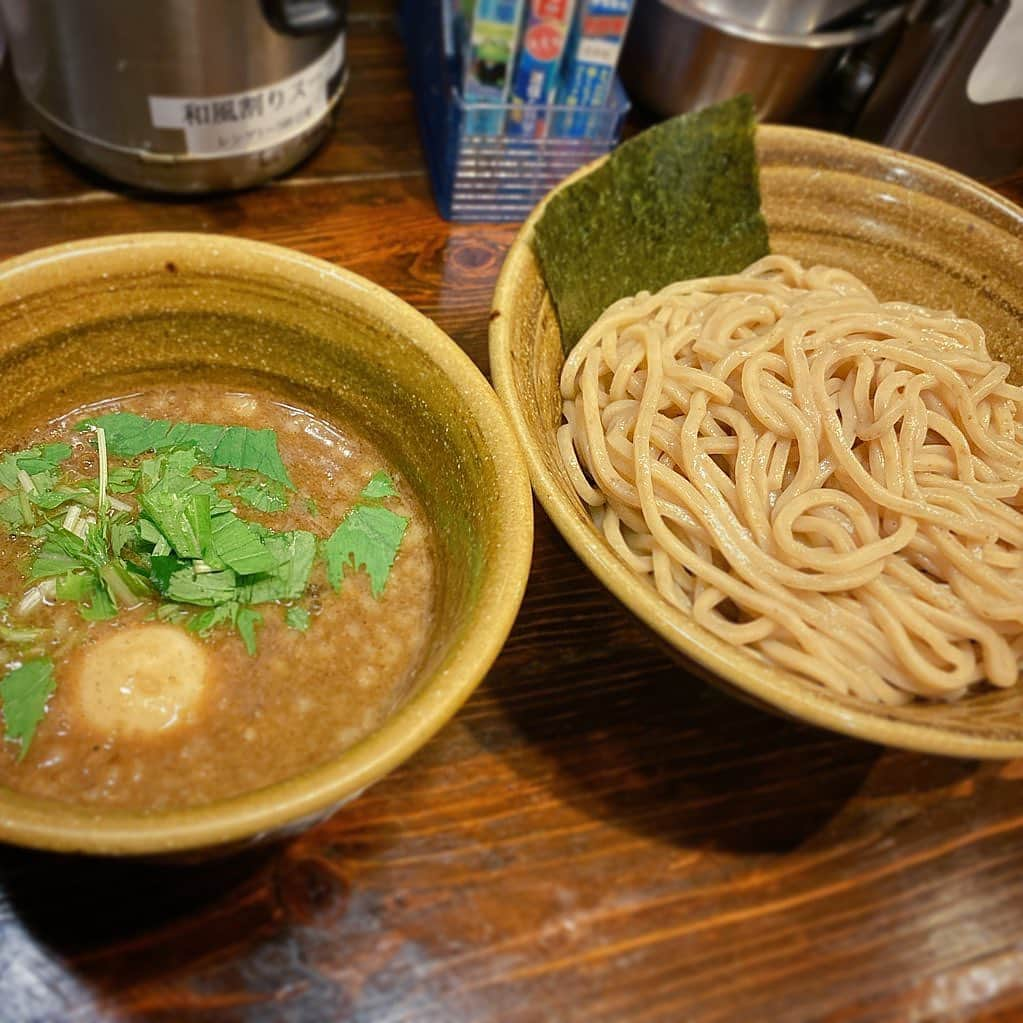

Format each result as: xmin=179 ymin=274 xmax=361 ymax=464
xmin=0 ymin=385 xmax=437 ymax=810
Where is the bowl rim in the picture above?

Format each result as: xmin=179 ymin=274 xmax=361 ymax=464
xmin=0 ymin=231 xmax=534 ymax=854
xmin=490 ymin=123 xmax=1023 ymax=760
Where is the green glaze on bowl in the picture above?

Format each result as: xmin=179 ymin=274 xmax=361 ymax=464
xmin=490 ymin=126 xmax=1023 ymax=759
xmin=0 ymin=232 xmax=533 ymax=854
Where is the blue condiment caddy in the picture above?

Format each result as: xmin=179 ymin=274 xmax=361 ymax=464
xmin=399 ymin=0 xmax=630 ymax=222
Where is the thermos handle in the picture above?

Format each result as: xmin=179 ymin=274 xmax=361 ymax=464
xmin=261 ymin=0 xmax=346 ymax=35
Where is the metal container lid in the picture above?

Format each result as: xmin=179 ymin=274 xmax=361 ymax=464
xmin=657 ymin=0 xmax=906 ymax=46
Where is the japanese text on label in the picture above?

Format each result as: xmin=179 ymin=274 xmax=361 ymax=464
xmin=148 ymin=36 xmax=345 ymax=156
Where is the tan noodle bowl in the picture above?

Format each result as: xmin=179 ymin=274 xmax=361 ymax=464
xmin=491 ymin=126 xmax=1023 ymax=758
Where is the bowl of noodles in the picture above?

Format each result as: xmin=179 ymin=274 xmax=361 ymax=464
xmin=490 ymin=124 xmax=1023 ymax=758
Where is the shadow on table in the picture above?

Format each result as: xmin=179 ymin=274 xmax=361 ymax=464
xmin=0 ymin=842 xmax=278 ymax=952
xmin=475 ymin=534 xmax=981 ymax=857
xmin=0 ymin=821 xmax=369 ymax=1003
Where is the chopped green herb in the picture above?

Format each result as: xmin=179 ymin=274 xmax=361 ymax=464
xmin=16 ymin=443 xmax=72 ymax=476
xmin=0 ymin=459 xmax=18 ymax=492
xmin=140 ymin=476 xmax=212 ymax=560
xmin=140 ymin=449 xmax=200 ymax=491
xmin=79 ymin=582 xmax=117 ymax=622
xmin=56 ymin=572 xmax=94 ymax=603
xmin=240 ymin=530 xmax=316 ymax=604
xmin=149 ymin=553 xmax=189 ymax=594
xmin=107 ymin=467 xmax=140 ymax=493
xmin=189 ymin=601 xmax=238 ymax=635
xmin=154 ymin=602 xmax=190 ymax=624
xmin=305 ymin=497 xmax=320 ymax=517
xmin=0 ymin=443 xmax=73 ymax=489
xmin=84 ymin=523 xmax=109 ymax=566
xmin=235 ymin=607 xmax=262 ymax=655
xmin=1 ymin=658 xmax=55 ymax=759
xmin=361 ymin=471 xmax=399 ymax=500
xmin=324 ymin=504 xmax=408 ymax=597
xmin=236 ymin=480 xmax=289 ymax=514
xmin=29 ymin=528 xmax=103 ymax=580
xmin=28 ymin=489 xmax=88 ymax=511
xmin=39 ymin=528 xmax=122 ymax=620
xmin=41 ymin=442 xmax=73 ymax=463
xmin=186 ymin=601 xmax=262 ymax=654
xmin=0 ymin=494 xmax=29 ymax=526
xmin=24 ymin=470 xmax=58 ymax=499
xmin=165 ymin=566 xmax=238 ymax=607
xmin=109 ymin=518 xmax=138 ymax=557
xmin=165 ymin=448 xmax=201 ymax=476
xmin=80 ymin=413 xmax=294 ymax=488
xmin=99 ymin=561 xmax=150 ymax=604
xmin=285 ymin=606 xmax=310 ymax=632
xmin=210 ymin=429 xmax=293 ymax=490
xmin=209 ymin=512 xmax=279 ymax=575
xmin=138 ymin=517 xmax=170 ymax=554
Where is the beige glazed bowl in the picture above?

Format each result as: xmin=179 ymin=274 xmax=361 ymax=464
xmin=0 ymin=232 xmax=533 ymax=854
xmin=491 ymin=126 xmax=1023 ymax=759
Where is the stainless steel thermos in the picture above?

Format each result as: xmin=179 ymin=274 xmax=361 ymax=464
xmin=0 ymin=0 xmax=347 ymax=193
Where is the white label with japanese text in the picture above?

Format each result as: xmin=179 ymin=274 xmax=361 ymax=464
xmin=148 ymin=35 xmax=345 ymax=156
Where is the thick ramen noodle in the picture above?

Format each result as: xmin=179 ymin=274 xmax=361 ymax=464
xmin=0 ymin=385 xmax=437 ymax=809
xmin=559 ymin=255 xmax=1023 ymax=705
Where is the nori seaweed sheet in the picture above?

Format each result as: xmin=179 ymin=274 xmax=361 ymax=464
xmin=533 ymin=95 xmax=770 ymax=353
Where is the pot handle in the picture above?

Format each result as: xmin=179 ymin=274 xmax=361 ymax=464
xmin=262 ymin=0 xmax=346 ymax=36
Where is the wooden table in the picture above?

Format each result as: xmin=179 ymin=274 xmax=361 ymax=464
xmin=1 ymin=5 xmax=1022 ymax=1022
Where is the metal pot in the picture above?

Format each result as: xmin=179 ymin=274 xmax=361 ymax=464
xmin=620 ymin=0 xmax=905 ymax=122
xmin=0 ymin=0 xmax=347 ymax=193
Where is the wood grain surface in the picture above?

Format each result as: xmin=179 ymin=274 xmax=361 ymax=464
xmin=0 ymin=4 xmax=1022 ymax=1022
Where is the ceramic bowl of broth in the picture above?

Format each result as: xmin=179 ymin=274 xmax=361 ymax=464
xmin=490 ymin=126 xmax=1023 ymax=759
xmin=0 ymin=232 xmax=533 ymax=855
